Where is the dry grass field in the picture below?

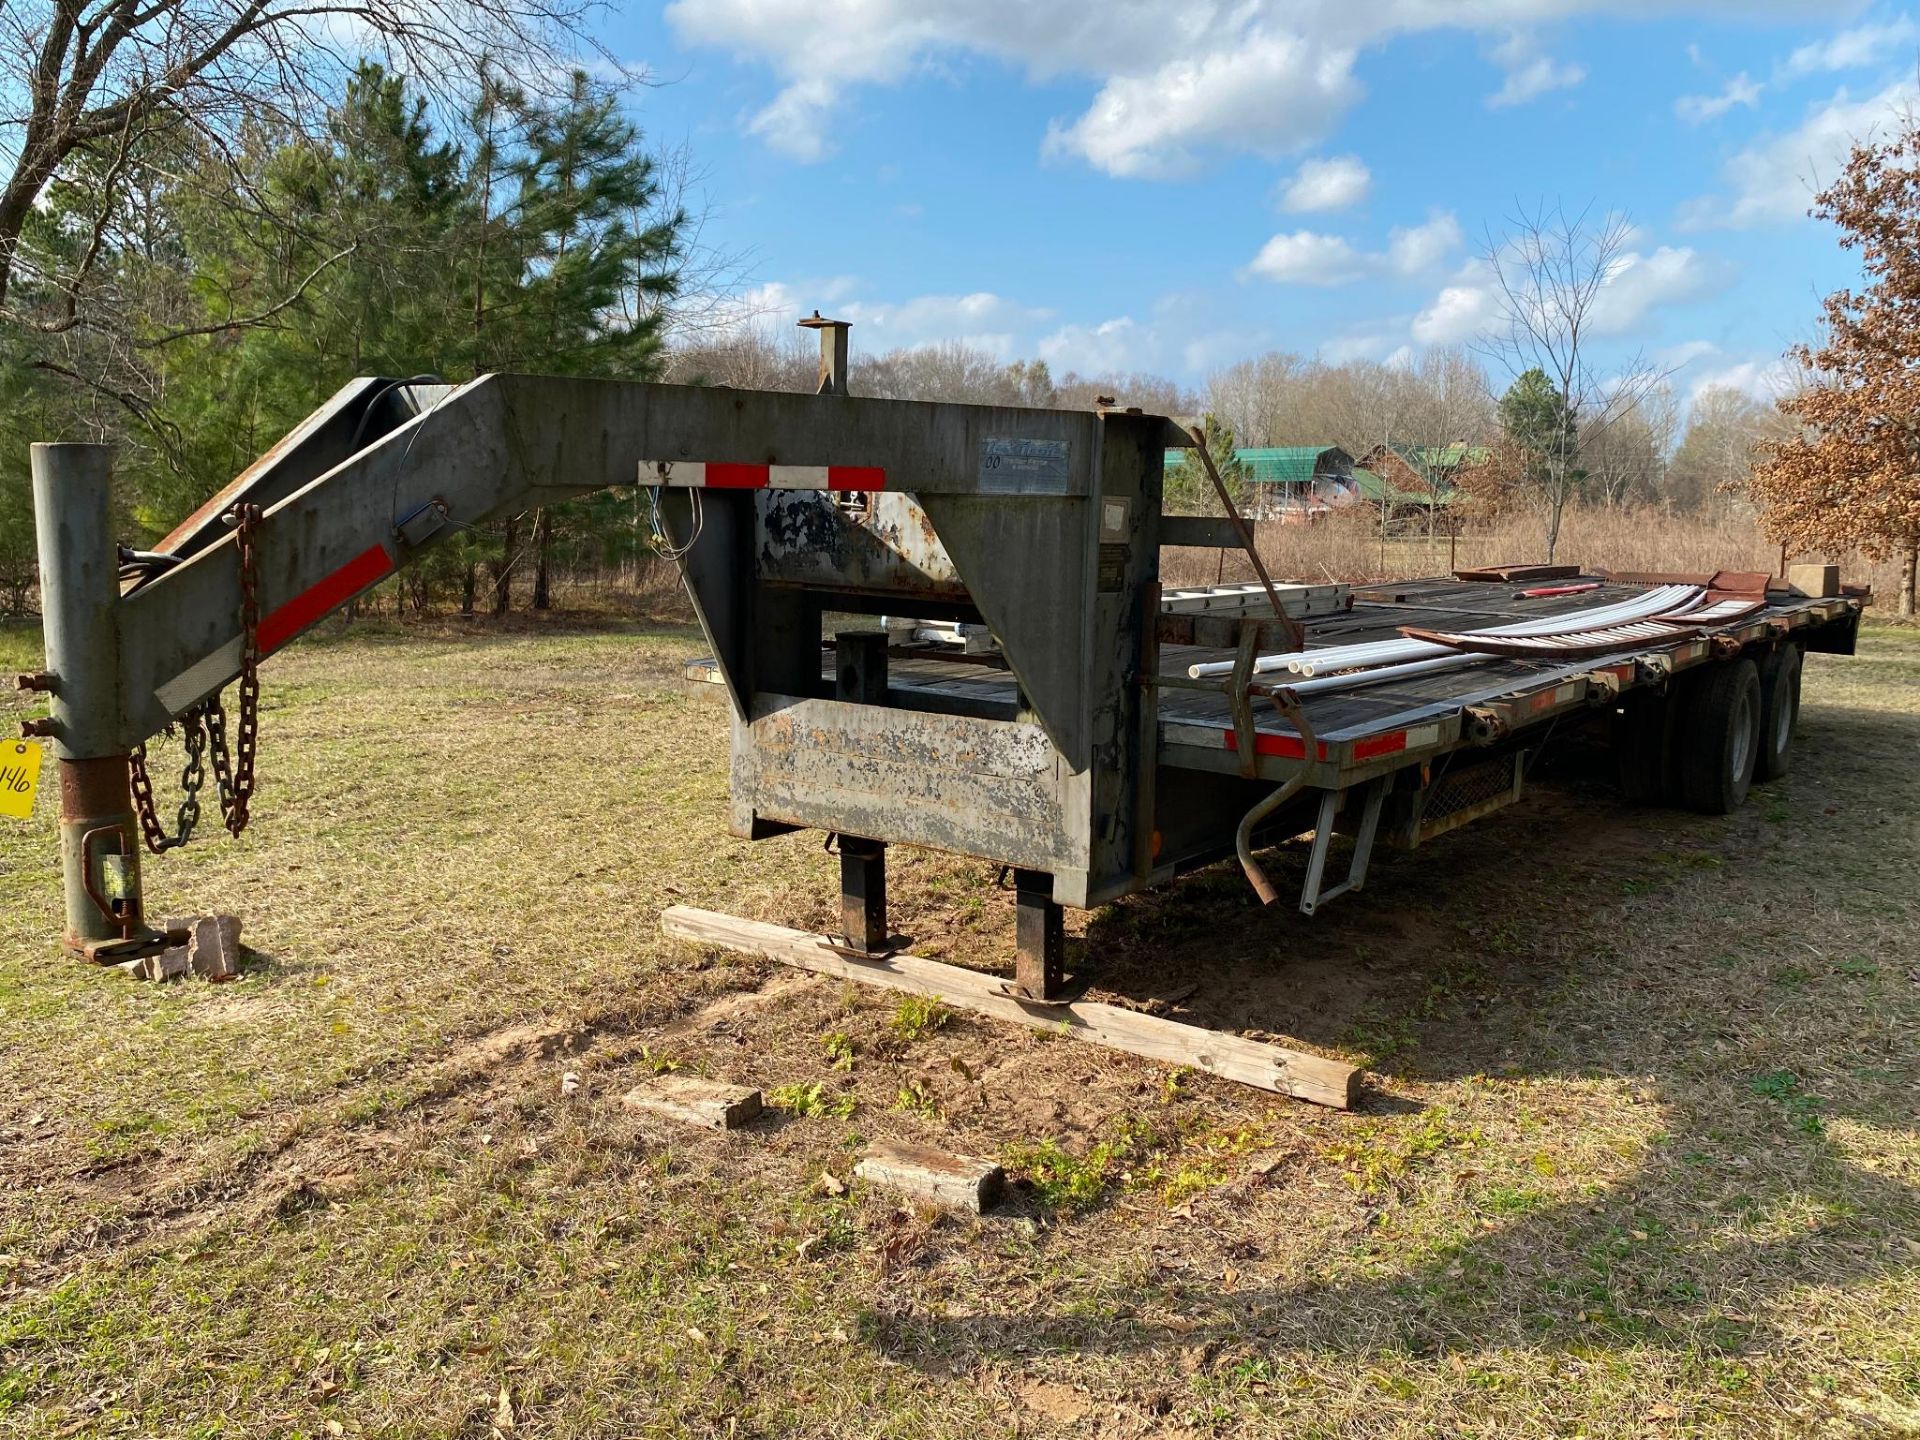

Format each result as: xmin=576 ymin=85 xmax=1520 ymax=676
xmin=1 ymin=593 xmax=1916 ymax=1437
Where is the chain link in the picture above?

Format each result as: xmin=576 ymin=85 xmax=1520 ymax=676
xmin=222 ymin=502 xmax=262 ymax=836
xmin=130 ymin=709 xmax=207 ymax=854
xmin=127 ymin=501 xmax=263 ymax=850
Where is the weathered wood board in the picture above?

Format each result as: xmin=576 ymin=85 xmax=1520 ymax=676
xmin=660 ymin=906 xmax=1360 ymax=1109
xmin=621 ymin=1075 xmax=763 ymax=1130
xmin=855 ymin=1141 xmax=1005 ymax=1212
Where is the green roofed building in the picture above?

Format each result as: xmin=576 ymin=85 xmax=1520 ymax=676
xmin=1358 ymin=442 xmax=1491 ymax=501
xmin=1162 ymin=444 xmax=1359 ymax=518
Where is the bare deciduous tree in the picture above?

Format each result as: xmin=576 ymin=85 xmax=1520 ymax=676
xmin=0 ymin=0 xmax=606 ymax=330
xmin=1480 ymin=201 xmax=1670 ymax=560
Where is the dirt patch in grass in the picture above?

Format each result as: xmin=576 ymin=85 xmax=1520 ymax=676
xmin=1 ymin=617 xmax=1916 ymax=1437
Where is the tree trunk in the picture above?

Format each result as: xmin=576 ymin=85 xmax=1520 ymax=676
xmin=491 ymin=516 xmax=517 ymax=617
xmin=532 ymin=507 xmax=554 ymax=611
xmin=461 ymin=561 xmax=477 ymax=616
xmin=1901 ymin=541 xmax=1917 ymax=618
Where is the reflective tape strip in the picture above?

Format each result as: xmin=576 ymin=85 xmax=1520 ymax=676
xmin=155 ymin=635 xmax=243 ymax=716
xmin=1352 ymin=730 xmax=1408 ymax=761
xmin=1222 ymin=729 xmax=1319 ymax=761
xmin=258 ymin=543 xmax=394 ymax=654
xmin=642 ymin=461 xmax=886 ymax=491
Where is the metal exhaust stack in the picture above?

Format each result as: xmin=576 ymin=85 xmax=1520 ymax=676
xmin=29 ymin=442 xmax=151 ymax=956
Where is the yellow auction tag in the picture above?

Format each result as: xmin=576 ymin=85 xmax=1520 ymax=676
xmin=0 ymin=740 xmax=42 ymax=820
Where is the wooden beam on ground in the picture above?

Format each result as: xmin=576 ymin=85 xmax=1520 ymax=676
xmin=660 ymin=906 xmax=1361 ymax=1109
xmin=622 ymin=1075 xmax=763 ymax=1130
xmin=855 ymin=1141 xmax=1004 ymax=1213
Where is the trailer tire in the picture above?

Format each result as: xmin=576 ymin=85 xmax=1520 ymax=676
xmin=1676 ymin=657 xmax=1761 ymax=815
xmin=1753 ymin=642 xmax=1802 ymax=783
xmin=1613 ymin=691 xmax=1674 ymax=804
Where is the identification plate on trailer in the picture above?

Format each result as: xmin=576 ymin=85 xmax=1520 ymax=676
xmin=978 ymin=437 xmax=1071 ymax=495
xmin=0 ymin=740 xmax=42 ymax=820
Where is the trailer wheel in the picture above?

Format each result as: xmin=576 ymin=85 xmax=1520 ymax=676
xmin=1753 ymin=642 xmax=1803 ymax=783
xmin=1676 ymin=657 xmax=1761 ymax=815
xmin=1612 ymin=691 xmax=1674 ymax=804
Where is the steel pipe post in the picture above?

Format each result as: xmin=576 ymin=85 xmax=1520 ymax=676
xmin=834 ymin=630 xmax=889 ymax=952
xmin=31 ymin=443 xmax=144 ymax=953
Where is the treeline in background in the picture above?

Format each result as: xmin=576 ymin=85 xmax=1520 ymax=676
xmin=0 ymin=50 xmax=1904 ymax=617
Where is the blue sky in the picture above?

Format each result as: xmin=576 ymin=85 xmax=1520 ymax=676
xmin=595 ymin=2 xmax=1918 ymax=400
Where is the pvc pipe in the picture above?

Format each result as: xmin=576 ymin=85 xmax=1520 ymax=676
xmin=1278 ymin=653 xmax=1483 ymax=695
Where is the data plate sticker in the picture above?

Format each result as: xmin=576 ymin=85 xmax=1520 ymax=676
xmin=1 ymin=740 xmax=42 ymax=820
xmin=979 ymin=437 xmax=1071 ymax=495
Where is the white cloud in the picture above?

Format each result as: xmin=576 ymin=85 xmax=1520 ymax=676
xmin=1407 ymin=243 xmax=1723 ymax=348
xmin=1387 ymin=211 xmax=1465 ymax=275
xmin=671 ymin=0 xmax=1832 ymax=172
xmin=744 ymin=77 xmax=835 ymax=161
xmin=1675 ymin=71 xmax=1762 ymax=123
xmin=1784 ymin=17 xmax=1920 ymax=75
xmin=1036 ymin=315 xmax=1142 ymax=373
xmin=1321 ymin=321 xmax=1414 ymax=365
xmin=838 ymin=291 xmax=1055 ymax=358
xmin=1659 ymin=338 xmax=1722 ymax=369
xmin=1412 ymin=281 xmax=1502 ymax=345
xmin=1246 ymin=209 xmax=1460 ymax=287
xmin=1278 ymin=154 xmax=1371 ymax=212
xmin=1589 ymin=245 xmax=1731 ymax=334
xmin=1045 ymin=35 xmax=1362 ymax=177
xmin=1688 ymin=356 xmax=1799 ymax=401
xmin=1244 ymin=230 xmax=1369 ymax=285
xmin=1682 ymin=79 xmax=1917 ymax=227
xmin=1486 ymin=32 xmax=1585 ymax=108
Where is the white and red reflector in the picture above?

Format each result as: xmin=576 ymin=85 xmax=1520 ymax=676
xmin=641 ymin=461 xmax=885 ymax=492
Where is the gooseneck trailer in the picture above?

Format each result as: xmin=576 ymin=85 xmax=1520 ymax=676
xmin=21 ymin=326 xmax=1865 ymax=1105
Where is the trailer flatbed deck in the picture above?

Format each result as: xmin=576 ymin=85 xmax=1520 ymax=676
xmin=691 ymin=573 xmax=1859 ymax=790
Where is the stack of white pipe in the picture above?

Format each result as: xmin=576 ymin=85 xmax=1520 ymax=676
xmin=1187 ymin=584 xmax=1705 ymax=690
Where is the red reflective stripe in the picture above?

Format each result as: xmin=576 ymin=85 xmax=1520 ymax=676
xmin=1221 ymin=728 xmax=1319 ymax=760
xmin=705 ymin=463 xmax=769 ymax=488
xmin=1351 ymin=731 xmax=1408 ymax=761
xmin=827 ymin=465 xmax=886 ymax=491
xmin=258 ymin=544 xmax=394 ymax=653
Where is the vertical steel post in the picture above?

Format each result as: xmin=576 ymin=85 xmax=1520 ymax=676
xmin=30 ymin=443 xmax=144 ymax=953
xmin=1013 ymin=869 xmax=1064 ymax=1000
xmin=798 ymin=312 xmax=851 ymax=397
xmin=834 ymin=631 xmax=888 ymax=952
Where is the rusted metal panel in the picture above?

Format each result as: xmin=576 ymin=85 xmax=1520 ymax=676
xmin=731 ymin=694 xmax=1088 ymax=872
xmin=756 ymin=491 xmax=965 ymax=596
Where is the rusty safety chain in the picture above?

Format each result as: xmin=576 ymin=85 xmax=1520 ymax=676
xmin=129 ymin=502 xmax=263 ymax=854
xmin=129 ymin=708 xmax=206 ymax=853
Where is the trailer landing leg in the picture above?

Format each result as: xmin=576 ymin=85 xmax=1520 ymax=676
xmin=1013 ymin=869 xmax=1064 ymax=1000
xmin=838 ymin=838 xmax=888 ymax=954
xmin=660 ymin=905 xmax=1360 ymax=1107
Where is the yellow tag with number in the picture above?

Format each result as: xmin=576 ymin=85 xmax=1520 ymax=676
xmin=1 ymin=740 xmax=42 ymax=820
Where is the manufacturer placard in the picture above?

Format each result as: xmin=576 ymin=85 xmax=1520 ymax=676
xmin=978 ymin=437 xmax=1071 ymax=494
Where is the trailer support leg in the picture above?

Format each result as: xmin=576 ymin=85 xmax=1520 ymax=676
xmin=1013 ymin=869 xmax=1064 ymax=1000
xmin=1298 ymin=779 xmax=1388 ymax=918
xmin=30 ymin=443 xmax=150 ymax=956
xmin=828 ymin=630 xmax=893 ymax=952
xmin=838 ymin=839 xmax=888 ymax=953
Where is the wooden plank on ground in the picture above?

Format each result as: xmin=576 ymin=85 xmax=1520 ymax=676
xmin=660 ymin=906 xmax=1360 ymax=1109
xmin=622 ymin=1075 xmax=763 ymax=1130
xmin=855 ymin=1141 xmax=1005 ymax=1212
